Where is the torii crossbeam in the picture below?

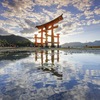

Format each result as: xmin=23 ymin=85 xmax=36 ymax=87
xmin=35 ymin=14 xmax=63 ymax=47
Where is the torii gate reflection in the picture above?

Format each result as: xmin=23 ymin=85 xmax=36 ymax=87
xmin=34 ymin=50 xmax=62 ymax=78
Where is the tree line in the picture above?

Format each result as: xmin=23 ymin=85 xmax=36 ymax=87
xmin=0 ymin=39 xmax=34 ymax=47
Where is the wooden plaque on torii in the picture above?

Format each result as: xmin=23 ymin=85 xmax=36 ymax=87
xmin=35 ymin=14 xmax=63 ymax=47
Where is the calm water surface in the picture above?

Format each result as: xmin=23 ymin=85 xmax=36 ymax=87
xmin=0 ymin=50 xmax=100 ymax=100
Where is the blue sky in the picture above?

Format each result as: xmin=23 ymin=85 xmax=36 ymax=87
xmin=0 ymin=0 xmax=100 ymax=44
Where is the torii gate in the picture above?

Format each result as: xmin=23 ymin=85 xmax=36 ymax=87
xmin=34 ymin=14 xmax=63 ymax=47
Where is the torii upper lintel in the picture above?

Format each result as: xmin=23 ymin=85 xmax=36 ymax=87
xmin=36 ymin=14 xmax=63 ymax=29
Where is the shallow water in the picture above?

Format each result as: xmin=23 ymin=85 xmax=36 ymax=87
xmin=0 ymin=50 xmax=100 ymax=100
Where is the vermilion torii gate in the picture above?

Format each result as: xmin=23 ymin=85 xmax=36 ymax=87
xmin=34 ymin=14 xmax=63 ymax=47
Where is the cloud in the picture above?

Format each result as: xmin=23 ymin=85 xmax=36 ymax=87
xmin=25 ymin=19 xmax=37 ymax=27
xmin=71 ymin=0 xmax=92 ymax=11
xmin=80 ymin=18 xmax=100 ymax=26
xmin=88 ymin=19 xmax=100 ymax=25
xmin=34 ymin=0 xmax=70 ymax=8
xmin=0 ymin=19 xmax=22 ymax=35
xmin=94 ymin=8 xmax=100 ymax=15
xmin=84 ymin=10 xmax=94 ymax=17
xmin=0 ymin=28 xmax=11 ymax=35
xmin=92 ymin=19 xmax=100 ymax=24
xmin=2 ymin=0 xmax=34 ymax=13
xmin=57 ymin=20 xmax=84 ymax=35
xmin=1 ymin=0 xmax=69 ymax=17
xmin=1 ymin=0 xmax=35 ymax=19
xmin=20 ymin=28 xmax=37 ymax=34
xmin=2 ymin=0 xmax=93 ymax=12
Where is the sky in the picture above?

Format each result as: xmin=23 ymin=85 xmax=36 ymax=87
xmin=0 ymin=0 xmax=100 ymax=44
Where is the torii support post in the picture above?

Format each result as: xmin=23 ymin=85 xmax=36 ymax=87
xmin=48 ymin=34 xmax=60 ymax=47
xmin=51 ymin=25 xmax=55 ymax=47
xmin=45 ymin=27 xmax=48 ymax=47
xmin=39 ymin=28 xmax=44 ymax=47
xmin=36 ymin=36 xmax=46 ymax=47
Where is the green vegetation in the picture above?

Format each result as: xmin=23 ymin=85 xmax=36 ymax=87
xmin=0 ymin=39 xmax=9 ymax=46
xmin=0 ymin=35 xmax=34 ymax=47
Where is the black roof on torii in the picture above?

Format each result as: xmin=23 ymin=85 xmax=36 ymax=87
xmin=36 ymin=14 xmax=63 ymax=29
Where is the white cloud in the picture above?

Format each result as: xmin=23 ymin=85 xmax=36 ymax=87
xmin=91 ymin=19 xmax=100 ymax=24
xmin=71 ymin=0 xmax=92 ymax=11
xmin=0 ymin=19 xmax=21 ymax=35
xmin=20 ymin=28 xmax=37 ymax=34
xmin=34 ymin=0 xmax=70 ymax=8
xmin=80 ymin=18 xmax=100 ymax=26
xmin=94 ymin=8 xmax=100 ymax=15
xmin=2 ymin=0 xmax=34 ymax=13
xmin=0 ymin=28 xmax=11 ymax=35
xmin=84 ymin=10 xmax=94 ymax=17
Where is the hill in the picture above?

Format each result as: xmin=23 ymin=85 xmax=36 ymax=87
xmin=0 ymin=35 xmax=34 ymax=47
xmin=61 ymin=41 xmax=100 ymax=48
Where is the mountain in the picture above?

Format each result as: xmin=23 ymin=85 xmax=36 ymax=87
xmin=0 ymin=34 xmax=34 ymax=47
xmin=61 ymin=41 xmax=100 ymax=48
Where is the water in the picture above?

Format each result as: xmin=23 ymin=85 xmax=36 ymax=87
xmin=0 ymin=50 xmax=100 ymax=100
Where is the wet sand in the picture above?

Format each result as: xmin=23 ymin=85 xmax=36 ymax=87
xmin=0 ymin=47 xmax=40 ymax=52
xmin=0 ymin=47 xmax=100 ymax=53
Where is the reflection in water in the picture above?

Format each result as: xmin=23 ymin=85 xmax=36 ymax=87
xmin=35 ymin=50 xmax=62 ymax=78
xmin=0 ymin=50 xmax=100 ymax=100
xmin=0 ymin=51 xmax=31 ymax=60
